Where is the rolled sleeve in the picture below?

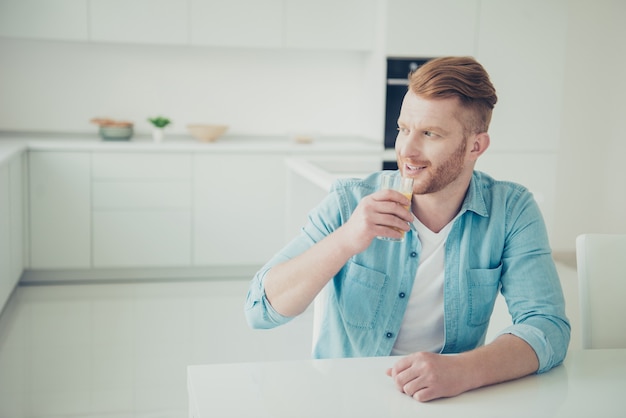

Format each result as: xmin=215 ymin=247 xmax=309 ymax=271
xmin=244 ymin=185 xmax=348 ymax=330
xmin=244 ymin=266 xmax=294 ymax=329
xmin=495 ymin=321 xmax=567 ymax=373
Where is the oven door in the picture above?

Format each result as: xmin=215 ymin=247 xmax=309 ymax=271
xmin=384 ymin=58 xmax=430 ymax=150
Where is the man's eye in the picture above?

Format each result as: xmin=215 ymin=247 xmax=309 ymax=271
xmin=424 ymin=131 xmax=434 ymax=137
xmin=397 ymin=127 xmax=410 ymax=135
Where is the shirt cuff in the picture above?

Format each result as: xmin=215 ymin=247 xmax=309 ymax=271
xmin=495 ymin=324 xmax=557 ymax=374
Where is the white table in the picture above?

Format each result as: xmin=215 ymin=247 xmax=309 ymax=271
xmin=187 ymin=349 xmax=626 ymax=418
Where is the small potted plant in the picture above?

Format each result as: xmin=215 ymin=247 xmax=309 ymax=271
xmin=148 ymin=116 xmax=171 ymax=143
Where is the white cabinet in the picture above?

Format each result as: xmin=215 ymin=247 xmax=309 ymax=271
xmin=9 ymin=153 xmax=24 ymax=286
xmin=191 ymin=0 xmax=377 ymax=51
xmin=0 ymin=163 xmax=11 ymax=309
xmin=190 ymin=0 xmax=284 ymax=48
xmin=91 ymin=153 xmax=192 ymax=267
xmin=21 ymin=144 xmax=377 ymax=278
xmin=0 ymin=0 xmax=377 ymax=51
xmin=0 ymin=0 xmax=89 ymax=41
xmin=0 ymin=152 xmax=25 ymax=311
xmin=193 ymin=153 xmax=287 ymax=266
xmin=89 ymin=0 xmax=188 ymax=45
xmin=476 ymin=0 xmax=567 ymax=152
xmin=284 ymin=0 xmax=377 ymax=51
xmin=386 ymin=0 xmax=478 ymax=57
xmin=29 ymin=152 xmax=91 ymax=269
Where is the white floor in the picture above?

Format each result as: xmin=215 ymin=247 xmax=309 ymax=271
xmin=0 ymin=279 xmax=314 ymax=418
xmin=0 ymin=263 xmax=580 ymax=418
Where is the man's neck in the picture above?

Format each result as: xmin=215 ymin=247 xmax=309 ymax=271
xmin=412 ymin=183 xmax=469 ymax=233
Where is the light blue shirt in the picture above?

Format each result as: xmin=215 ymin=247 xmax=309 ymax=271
xmin=245 ymin=170 xmax=570 ymax=374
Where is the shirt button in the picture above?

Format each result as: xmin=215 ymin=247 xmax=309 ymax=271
xmin=410 ymin=251 xmax=417 ymax=257
xmin=386 ymin=332 xmax=393 ymax=338
xmin=399 ymin=292 xmax=406 ymax=298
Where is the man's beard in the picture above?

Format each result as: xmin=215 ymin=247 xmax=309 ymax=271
xmin=413 ymin=139 xmax=467 ymax=195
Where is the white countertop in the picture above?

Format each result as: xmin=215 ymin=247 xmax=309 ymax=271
xmin=0 ymin=131 xmax=383 ymax=161
xmin=285 ymin=156 xmax=381 ymax=191
xmin=188 ymin=349 xmax=626 ymax=418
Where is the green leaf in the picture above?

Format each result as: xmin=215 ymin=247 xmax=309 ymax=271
xmin=148 ymin=116 xmax=171 ymax=128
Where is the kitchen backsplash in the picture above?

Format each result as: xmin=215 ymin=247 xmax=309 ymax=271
xmin=0 ymin=38 xmax=384 ymax=139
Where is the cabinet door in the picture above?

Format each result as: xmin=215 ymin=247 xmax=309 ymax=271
xmin=91 ymin=152 xmax=192 ymax=268
xmin=29 ymin=152 xmax=91 ymax=269
xmin=9 ymin=154 xmax=24 ymax=284
xmin=93 ymin=211 xmax=191 ymax=267
xmin=90 ymin=0 xmax=188 ymax=45
xmin=190 ymin=0 xmax=284 ymax=48
xmin=92 ymin=152 xmax=191 ymax=180
xmin=193 ymin=154 xmax=287 ymax=266
xmin=284 ymin=0 xmax=377 ymax=51
xmin=386 ymin=0 xmax=478 ymax=57
xmin=0 ymin=0 xmax=89 ymax=41
xmin=0 ymin=153 xmax=25 ymax=311
xmin=0 ymin=164 xmax=11 ymax=309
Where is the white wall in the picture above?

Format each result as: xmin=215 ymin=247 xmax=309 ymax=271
xmin=0 ymin=39 xmax=377 ymax=138
xmin=553 ymin=0 xmax=626 ymax=251
xmin=0 ymin=0 xmax=624 ymax=253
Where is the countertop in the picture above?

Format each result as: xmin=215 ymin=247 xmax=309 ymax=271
xmin=0 ymin=132 xmax=383 ymax=164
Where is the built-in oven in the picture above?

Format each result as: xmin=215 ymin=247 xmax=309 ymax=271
xmin=383 ymin=57 xmax=430 ymax=170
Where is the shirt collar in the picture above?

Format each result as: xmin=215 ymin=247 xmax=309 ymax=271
xmin=459 ymin=171 xmax=489 ymax=218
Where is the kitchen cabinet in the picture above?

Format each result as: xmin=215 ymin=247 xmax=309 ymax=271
xmin=190 ymin=0 xmax=284 ymax=48
xmin=0 ymin=163 xmax=11 ymax=309
xmin=191 ymin=0 xmax=378 ymax=51
xmin=0 ymin=151 xmax=25 ymax=312
xmin=193 ymin=153 xmax=287 ymax=266
xmin=91 ymin=153 xmax=192 ymax=267
xmin=386 ymin=0 xmax=478 ymax=57
xmin=89 ymin=0 xmax=188 ymax=45
xmin=0 ymin=0 xmax=89 ymax=41
xmin=16 ymin=137 xmax=380 ymax=281
xmin=284 ymin=0 xmax=377 ymax=51
xmin=8 ymin=153 xmax=25 ymax=288
xmin=29 ymin=151 xmax=91 ymax=269
xmin=0 ymin=0 xmax=377 ymax=51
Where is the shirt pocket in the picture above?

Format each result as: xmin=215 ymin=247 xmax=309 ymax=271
xmin=467 ymin=264 xmax=502 ymax=326
xmin=337 ymin=261 xmax=387 ymax=329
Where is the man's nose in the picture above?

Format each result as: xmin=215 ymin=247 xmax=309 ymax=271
xmin=397 ymin=134 xmax=422 ymax=156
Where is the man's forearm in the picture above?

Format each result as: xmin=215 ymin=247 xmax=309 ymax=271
xmin=387 ymin=333 xmax=540 ymax=402
xmin=460 ymin=333 xmax=539 ymax=391
xmin=263 ymin=226 xmax=357 ymax=317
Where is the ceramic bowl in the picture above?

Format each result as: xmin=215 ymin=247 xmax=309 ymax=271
xmin=99 ymin=125 xmax=133 ymax=141
xmin=187 ymin=124 xmax=229 ymax=142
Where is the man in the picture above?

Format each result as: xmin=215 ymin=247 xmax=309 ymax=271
xmin=245 ymin=56 xmax=570 ymax=402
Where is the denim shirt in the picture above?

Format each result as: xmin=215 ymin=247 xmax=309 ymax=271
xmin=245 ymin=170 xmax=570 ymax=374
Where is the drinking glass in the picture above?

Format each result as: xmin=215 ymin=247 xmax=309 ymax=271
xmin=377 ymin=173 xmax=413 ymax=242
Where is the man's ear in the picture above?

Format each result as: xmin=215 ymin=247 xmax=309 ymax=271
xmin=469 ymin=132 xmax=490 ymax=161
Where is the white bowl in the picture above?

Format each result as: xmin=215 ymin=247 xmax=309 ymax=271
xmin=187 ymin=124 xmax=229 ymax=142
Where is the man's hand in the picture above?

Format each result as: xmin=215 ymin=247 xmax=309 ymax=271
xmin=340 ymin=189 xmax=413 ymax=253
xmin=263 ymin=188 xmax=412 ymax=318
xmin=386 ymin=335 xmax=539 ymax=402
xmin=385 ymin=352 xmax=471 ymax=402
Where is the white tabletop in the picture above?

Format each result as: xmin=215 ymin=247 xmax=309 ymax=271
xmin=187 ymin=349 xmax=626 ymax=418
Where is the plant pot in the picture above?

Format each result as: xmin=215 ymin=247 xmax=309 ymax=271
xmin=152 ymin=128 xmax=164 ymax=143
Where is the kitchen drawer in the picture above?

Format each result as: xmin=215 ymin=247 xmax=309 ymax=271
xmin=92 ymin=153 xmax=191 ymax=180
xmin=29 ymin=151 xmax=91 ymax=269
xmin=93 ymin=210 xmax=191 ymax=267
xmin=92 ymin=181 xmax=191 ymax=209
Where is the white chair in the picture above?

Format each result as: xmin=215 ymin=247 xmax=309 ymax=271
xmin=311 ymin=283 xmax=330 ymax=353
xmin=575 ymin=233 xmax=626 ymax=349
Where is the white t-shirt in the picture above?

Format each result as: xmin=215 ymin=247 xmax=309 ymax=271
xmin=391 ymin=216 xmax=455 ymax=355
